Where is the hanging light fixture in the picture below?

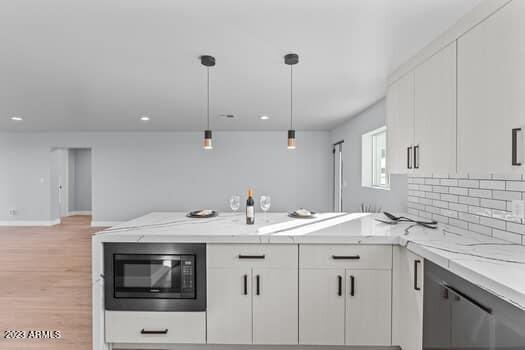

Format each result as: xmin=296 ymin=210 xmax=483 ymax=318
xmin=285 ymin=53 xmax=299 ymax=149
xmin=201 ymin=55 xmax=215 ymax=149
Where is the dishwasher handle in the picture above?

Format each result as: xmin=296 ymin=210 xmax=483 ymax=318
xmin=443 ymin=284 xmax=492 ymax=315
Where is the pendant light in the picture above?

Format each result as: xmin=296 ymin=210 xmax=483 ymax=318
xmin=285 ymin=53 xmax=299 ymax=149
xmin=201 ymin=55 xmax=215 ymax=149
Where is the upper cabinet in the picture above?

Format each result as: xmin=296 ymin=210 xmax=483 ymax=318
xmin=457 ymin=0 xmax=525 ymax=173
xmin=387 ymin=42 xmax=457 ymax=175
xmin=414 ymin=42 xmax=457 ymax=175
xmin=386 ymin=72 xmax=414 ymax=174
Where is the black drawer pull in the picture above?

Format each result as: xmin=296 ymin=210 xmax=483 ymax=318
xmin=414 ymin=260 xmax=421 ymax=291
xmin=141 ymin=329 xmax=168 ymax=335
xmin=512 ymin=128 xmax=522 ymax=166
xmin=350 ymin=275 xmax=355 ymax=296
xmin=238 ymin=254 xmax=266 ymax=259
xmin=337 ymin=275 xmax=342 ymax=296
xmin=332 ymin=255 xmax=360 ymax=260
xmin=413 ymin=145 xmax=419 ymax=169
xmin=256 ymin=275 xmax=260 ymax=295
xmin=407 ymin=146 xmax=413 ymax=169
xmin=243 ymin=274 xmax=248 ymax=295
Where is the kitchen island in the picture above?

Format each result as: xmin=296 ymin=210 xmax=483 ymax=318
xmin=92 ymin=212 xmax=525 ymax=350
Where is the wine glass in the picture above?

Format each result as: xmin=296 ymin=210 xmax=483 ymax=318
xmin=260 ymin=195 xmax=271 ymax=223
xmin=229 ymin=195 xmax=241 ymax=221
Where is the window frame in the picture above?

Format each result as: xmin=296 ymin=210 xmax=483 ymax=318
xmin=361 ymin=126 xmax=390 ymax=190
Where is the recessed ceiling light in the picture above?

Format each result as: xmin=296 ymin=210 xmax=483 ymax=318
xmin=259 ymin=115 xmax=270 ymax=120
xmin=140 ymin=116 xmax=150 ymax=122
xmin=10 ymin=116 xmax=23 ymax=122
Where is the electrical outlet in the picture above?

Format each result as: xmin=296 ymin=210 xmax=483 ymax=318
xmin=8 ymin=209 xmax=17 ymax=217
xmin=511 ymin=200 xmax=525 ymax=220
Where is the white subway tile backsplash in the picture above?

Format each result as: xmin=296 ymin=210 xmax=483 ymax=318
xmin=440 ymin=179 xmax=458 ymax=186
xmin=468 ymin=188 xmax=492 ymax=199
xmin=479 ymin=180 xmax=505 ymax=190
xmin=459 ymin=196 xmax=480 ymax=206
xmin=433 ymin=186 xmax=449 ymax=194
xmin=407 ymin=208 xmax=419 ymax=216
xmin=408 ymin=174 xmax=525 ymax=245
xmin=449 ymin=202 xmax=468 ymax=212
xmin=441 ymin=194 xmax=459 ymax=203
xmin=480 ymin=198 xmax=507 ymax=210
xmin=449 ymin=187 xmax=468 ymax=196
xmin=506 ymin=181 xmax=525 ymax=191
xmin=479 ymin=217 xmax=506 ymax=230
xmin=492 ymin=190 xmax=521 ymax=201
xmin=458 ymin=179 xmax=479 ymax=188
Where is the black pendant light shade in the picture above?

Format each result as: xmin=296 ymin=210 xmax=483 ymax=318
xmin=285 ymin=53 xmax=299 ymax=149
xmin=201 ymin=55 xmax=215 ymax=149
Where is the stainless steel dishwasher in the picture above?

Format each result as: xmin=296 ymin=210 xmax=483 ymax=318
xmin=423 ymin=260 xmax=525 ymax=350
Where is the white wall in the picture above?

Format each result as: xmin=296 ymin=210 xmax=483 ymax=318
xmin=1 ymin=131 xmax=332 ymax=223
xmin=331 ymin=99 xmax=408 ymax=213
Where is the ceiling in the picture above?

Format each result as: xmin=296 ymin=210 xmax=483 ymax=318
xmin=0 ymin=0 xmax=481 ymax=132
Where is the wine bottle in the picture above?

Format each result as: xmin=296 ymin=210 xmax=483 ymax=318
xmin=246 ymin=189 xmax=255 ymax=225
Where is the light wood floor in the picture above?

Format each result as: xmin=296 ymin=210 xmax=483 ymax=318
xmin=0 ymin=216 xmax=104 ymax=350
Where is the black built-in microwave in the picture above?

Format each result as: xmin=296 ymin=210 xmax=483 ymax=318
xmin=104 ymin=243 xmax=206 ymax=311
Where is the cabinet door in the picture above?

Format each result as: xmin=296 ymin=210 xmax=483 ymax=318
xmin=345 ymin=269 xmax=392 ymax=346
xmin=299 ymin=269 xmax=345 ymax=345
xmin=392 ymin=247 xmax=424 ymax=350
xmin=252 ymin=268 xmax=298 ymax=345
xmin=457 ymin=0 xmax=525 ymax=173
xmin=386 ymin=72 xmax=415 ymax=174
xmin=414 ymin=42 xmax=457 ymax=175
xmin=207 ymin=267 xmax=252 ymax=344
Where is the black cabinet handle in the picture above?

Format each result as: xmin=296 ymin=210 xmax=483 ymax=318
xmin=141 ymin=329 xmax=168 ymax=335
xmin=414 ymin=145 xmax=419 ymax=169
xmin=337 ymin=275 xmax=342 ymax=296
xmin=407 ymin=146 xmax=413 ymax=169
xmin=256 ymin=275 xmax=260 ymax=295
xmin=238 ymin=254 xmax=265 ymax=259
xmin=350 ymin=275 xmax=355 ymax=296
xmin=414 ymin=260 xmax=421 ymax=291
xmin=332 ymin=255 xmax=360 ymax=260
xmin=512 ymin=128 xmax=522 ymax=166
xmin=243 ymin=274 xmax=248 ymax=295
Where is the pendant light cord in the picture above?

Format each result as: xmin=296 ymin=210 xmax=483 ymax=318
xmin=290 ymin=64 xmax=293 ymax=129
xmin=207 ymin=66 xmax=210 ymax=130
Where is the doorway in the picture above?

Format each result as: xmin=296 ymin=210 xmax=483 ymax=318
xmin=333 ymin=140 xmax=344 ymax=212
xmin=50 ymin=148 xmax=92 ymax=222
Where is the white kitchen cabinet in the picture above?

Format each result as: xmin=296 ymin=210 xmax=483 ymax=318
xmin=392 ymin=247 xmax=424 ymax=350
xmin=252 ymin=268 xmax=298 ymax=344
xmin=299 ymin=268 xmax=346 ymax=345
xmin=207 ymin=267 xmax=253 ymax=344
xmin=345 ymin=269 xmax=392 ymax=346
xmin=299 ymin=245 xmax=392 ymax=346
xmin=386 ymin=71 xmax=414 ymax=174
xmin=207 ymin=244 xmax=298 ymax=345
xmin=414 ymin=42 xmax=457 ymax=175
xmin=457 ymin=0 xmax=525 ymax=173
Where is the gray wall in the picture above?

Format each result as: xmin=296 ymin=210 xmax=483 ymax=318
xmin=330 ymin=99 xmax=407 ymax=213
xmin=68 ymin=148 xmax=92 ymax=212
xmin=1 ymin=131 xmax=332 ymax=223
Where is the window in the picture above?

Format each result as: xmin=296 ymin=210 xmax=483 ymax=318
xmin=362 ymin=126 xmax=389 ymax=189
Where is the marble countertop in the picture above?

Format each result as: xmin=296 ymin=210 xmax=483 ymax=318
xmin=93 ymin=211 xmax=525 ymax=310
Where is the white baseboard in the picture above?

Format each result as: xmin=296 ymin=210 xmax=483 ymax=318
xmin=67 ymin=211 xmax=92 ymax=216
xmin=91 ymin=221 xmax=123 ymax=227
xmin=0 ymin=219 xmax=61 ymax=226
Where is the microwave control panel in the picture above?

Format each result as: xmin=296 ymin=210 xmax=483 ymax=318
xmin=181 ymin=255 xmax=196 ymax=297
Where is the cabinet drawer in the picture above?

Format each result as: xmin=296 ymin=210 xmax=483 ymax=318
xmin=105 ymin=311 xmax=205 ymax=344
xmin=207 ymin=244 xmax=298 ymax=268
xmin=300 ymin=245 xmax=392 ymax=269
